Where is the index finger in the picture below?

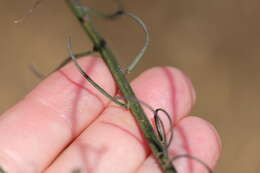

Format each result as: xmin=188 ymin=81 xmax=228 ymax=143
xmin=0 ymin=56 xmax=116 ymax=173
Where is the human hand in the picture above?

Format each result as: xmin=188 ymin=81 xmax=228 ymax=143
xmin=0 ymin=57 xmax=221 ymax=173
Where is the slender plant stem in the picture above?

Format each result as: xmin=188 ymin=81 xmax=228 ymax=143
xmin=66 ymin=0 xmax=177 ymax=172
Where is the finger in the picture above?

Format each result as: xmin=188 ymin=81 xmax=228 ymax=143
xmin=45 ymin=67 xmax=196 ymax=173
xmin=137 ymin=116 xmax=221 ymax=173
xmin=0 ymin=56 xmax=117 ymax=173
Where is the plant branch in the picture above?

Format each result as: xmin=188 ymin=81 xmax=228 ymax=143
xmin=66 ymin=0 xmax=177 ymax=172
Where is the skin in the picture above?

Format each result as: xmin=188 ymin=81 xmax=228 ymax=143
xmin=0 ymin=56 xmax=221 ymax=173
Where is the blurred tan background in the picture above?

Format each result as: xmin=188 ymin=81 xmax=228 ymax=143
xmin=1 ymin=0 xmax=260 ymax=172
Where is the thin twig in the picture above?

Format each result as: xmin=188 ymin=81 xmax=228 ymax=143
xmin=66 ymin=0 xmax=177 ymax=172
xmin=29 ymin=50 xmax=95 ymax=79
xmin=14 ymin=0 xmax=45 ymax=23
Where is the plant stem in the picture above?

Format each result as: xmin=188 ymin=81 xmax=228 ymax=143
xmin=66 ymin=0 xmax=177 ymax=172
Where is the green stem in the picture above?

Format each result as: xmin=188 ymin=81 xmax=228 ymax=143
xmin=0 ymin=167 xmax=6 ymax=173
xmin=66 ymin=0 xmax=177 ymax=172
